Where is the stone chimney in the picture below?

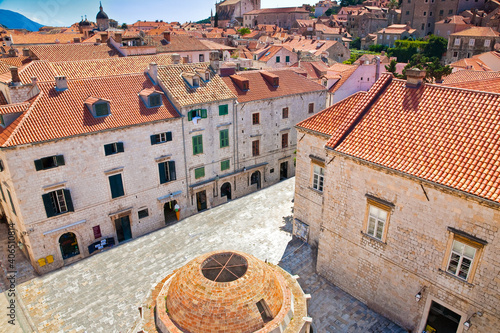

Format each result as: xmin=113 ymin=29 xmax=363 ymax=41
xmin=22 ymin=48 xmax=30 ymax=57
xmin=210 ymin=51 xmax=220 ymax=73
xmin=10 ymin=67 xmax=21 ymax=85
xmin=163 ymin=31 xmax=171 ymax=42
xmin=55 ymin=76 xmax=68 ymax=91
xmin=405 ymin=68 xmax=426 ymax=88
xmin=101 ymin=32 xmax=108 ymax=43
xmin=172 ymin=53 xmax=181 ymax=65
xmin=115 ymin=32 xmax=122 ymax=44
xmin=95 ymin=38 xmax=101 ymax=44
xmin=73 ymin=37 xmax=80 ymax=44
xmin=148 ymin=63 xmax=158 ymax=84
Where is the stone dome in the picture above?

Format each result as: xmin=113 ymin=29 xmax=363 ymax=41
xmin=156 ymin=250 xmax=293 ymax=333
xmin=96 ymin=2 xmax=109 ymax=20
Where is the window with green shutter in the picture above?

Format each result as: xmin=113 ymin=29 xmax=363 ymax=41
xmin=188 ymin=109 xmax=208 ymax=121
xmin=109 ymin=174 xmax=125 ymax=199
xmin=192 ymin=135 xmax=203 ymax=155
xmin=286 ymin=55 xmax=290 ymax=63
xmin=104 ymin=142 xmax=124 ymax=156
xmin=221 ymin=159 xmax=230 ymax=171
xmin=194 ymin=167 xmax=205 ymax=179
xmin=34 ymin=155 xmax=65 ymax=171
xmin=95 ymin=103 xmax=110 ymax=117
xmin=7 ymin=189 xmax=16 ymax=215
xmin=276 ymin=56 xmax=280 ymax=63
xmin=220 ymin=129 xmax=229 ymax=148
xmin=42 ymin=189 xmax=74 ymax=218
xmin=158 ymin=161 xmax=176 ymax=184
xmin=219 ymin=104 xmax=228 ymax=116
xmin=150 ymin=132 xmax=172 ymax=145
xmin=148 ymin=94 xmax=162 ymax=107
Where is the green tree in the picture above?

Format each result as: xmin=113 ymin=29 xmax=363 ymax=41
xmin=423 ymin=35 xmax=448 ymax=60
xmin=425 ymin=57 xmax=452 ymax=82
xmin=350 ymin=37 xmax=361 ymax=50
xmin=214 ymin=12 xmax=219 ymax=27
xmin=237 ymin=27 xmax=251 ymax=36
xmin=325 ymin=8 xmax=335 ymax=16
xmin=387 ymin=0 xmax=399 ymax=9
xmin=385 ymin=59 xmax=402 ymax=78
xmin=120 ymin=23 xmax=128 ymax=29
xmin=369 ymin=44 xmax=388 ymax=53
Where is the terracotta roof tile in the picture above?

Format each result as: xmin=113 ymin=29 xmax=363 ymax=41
xmin=0 ymin=74 xmax=179 ymax=147
xmin=28 ymin=43 xmax=121 ymax=62
xmin=319 ymin=75 xmax=500 ymax=203
xmin=146 ymin=35 xmax=211 ymax=53
xmin=450 ymin=27 xmax=500 ymax=37
xmin=222 ymin=69 xmax=326 ymax=103
xmin=157 ymin=63 xmax=236 ymax=107
xmin=246 ymin=7 xmax=309 ymax=14
xmin=282 ymin=38 xmax=341 ymax=57
xmin=329 ymin=65 xmax=359 ymax=93
xmin=442 ymin=70 xmax=500 ymax=84
xmin=11 ymin=33 xmax=85 ymax=45
xmin=0 ymin=92 xmax=7 ymax=106
xmin=449 ymin=58 xmax=491 ymax=71
xmin=442 ymin=77 xmax=500 ymax=93
xmin=0 ymin=56 xmax=31 ymax=67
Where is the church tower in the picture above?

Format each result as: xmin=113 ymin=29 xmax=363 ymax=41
xmin=96 ymin=1 xmax=110 ymax=31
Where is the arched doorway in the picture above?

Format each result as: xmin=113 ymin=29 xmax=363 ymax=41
xmin=164 ymin=200 xmax=177 ymax=225
xmin=59 ymin=232 xmax=80 ymax=260
xmin=221 ymin=182 xmax=232 ymax=200
xmin=251 ymin=171 xmax=261 ymax=190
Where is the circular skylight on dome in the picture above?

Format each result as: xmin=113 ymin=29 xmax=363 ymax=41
xmin=201 ymin=252 xmax=248 ymax=282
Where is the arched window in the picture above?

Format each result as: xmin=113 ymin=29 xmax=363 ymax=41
xmin=59 ymin=232 xmax=80 ymax=260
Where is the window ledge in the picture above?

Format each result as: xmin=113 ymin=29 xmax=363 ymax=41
xmin=360 ymin=231 xmax=387 ymax=245
xmin=308 ymin=187 xmax=324 ymax=195
xmin=438 ymin=269 xmax=475 ymax=287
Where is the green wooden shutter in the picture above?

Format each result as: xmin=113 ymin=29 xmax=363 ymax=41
xmin=221 ymin=159 xmax=230 ymax=171
xmin=158 ymin=162 xmax=167 ymax=184
xmin=104 ymin=144 xmax=113 ymax=156
xmin=150 ymin=135 xmax=158 ymax=145
xmin=193 ymin=135 xmax=203 ymax=155
xmin=219 ymin=104 xmax=228 ymax=116
xmin=116 ymin=142 xmax=124 ymax=152
xmin=56 ymin=155 xmax=65 ymax=166
xmin=42 ymin=193 xmax=55 ymax=218
xmin=63 ymin=189 xmax=74 ymax=212
xmin=168 ymin=161 xmax=176 ymax=181
xmin=220 ymin=129 xmax=229 ymax=148
xmin=166 ymin=132 xmax=172 ymax=142
xmin=7 ymin=190 xmax=15 ymax=215
xmin=34 ymin=159 xmax=43 ymax=171
xmin=109 ymin=174 xmax=124 ymax=198
xmin=276 ymin=56 xmax=280 ymax=63
xmin=286 ymin=55 xmax=290 ymax=63
xmin=201 ymin=109 xmax=207 ymax=118
xmin=188 ymin=110 xmax=193 ymax=121
xmin=195 ymin=167 xmax=205 ymax=179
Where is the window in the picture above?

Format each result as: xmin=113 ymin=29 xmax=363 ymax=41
xmin=93 ymin=225 xmax=102 ymax=239
xmin=252 ymin=113 xmax=260 ymax=125
xmin=219 ymin=104 xmax=228 ymax=116
xmin=449 ymin=9 xmax=453 ymax=14
xmin=454 ymin=38 xmax=461 ymax=46
xmin=282 ymin=107 xmax=289 ymax=119
xmin=138 ymin=208 xmax=149 ymax=219
xmin=188 ymin=109 xmax=207 ymax=121
xmin=104 ymin=142 xmax=124 ymax=156
xmin=285 ymin=55 xmax=290 ymax=63
xmin=192 ymin=135 xmax=203 ymax=155
xmin=406 ymin=10 xmax=410 ymax=15
xmin=108 ymin=174 xmax=125 ymax=199
xmin=220 ymin=129 xmax=229 ymax=148
xmin=194 ymin=167 xmax=205 ymax=179
xmin=281 ymin=133 xmax=288 ymax=148
xmin=158 ymin=161 xmax=176 ymax=184
xmin=95 ymin=102 xmax=110 ymax=117
xmin=442 ymin=229 xmax=486 ymax=283
xmin=150 ymin=132 xmax=173 ymax=145
xmin=423 ymin=11 xmax=427 ymax=16
xmin=276 ymin=56 xmax=280 ymax=63
xmin=430 ymin=11 xmax=433 ymax=16
xmin=308 ymin=103 xmax=314 ymax=114
xmin=7 ymin=189 xmax=16 ymax=215
xmin=256 ymin=299 xmax=273 ymax=323
xmin=42 ymin=189 xmax=74 ymax=218
xmin=421 ymin=23 xmax=425 ymax=30
xmin=0 ymin=160 xmax=4 ymax=172
xmin=34 ymin=155 xmax=65 ymax=171
xmin=366 ymin=205 xmax=388 ymax=240
xmin=148 ymin=94 xmax=162 ymax=107
xmin=221 ymin=159 xmax=230 ymax=171
xmin=469 ymin=39 xmax=475 ymax=46
xmin=453 ymin=51 xmax=458 ymax=57
xmin=193 ymin=77 xmax=200 ymax=87
xmin=439 ymin=9 xmax=444 ymax=15
xmin=252 ymin=140 xmax=260 ymax=156
xmin=484 ymin=39 xmax=491 ymax=47
xmin=199 ymin=54 xmax=204 ymax=62
xmin=312 ymin=165 xmax=324 ymax=192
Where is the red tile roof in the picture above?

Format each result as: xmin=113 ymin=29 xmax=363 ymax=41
xmin=449 ymin=58 xmax=492 ymax=71
xmin=329 ymin=64 xmax=359 ymax=93
xmin=442 ymin=76 xmax=500 ymax=93
xmin=441 ymin=70 xmax=500 ymax=84
xmin=246 ymin=7 xmax=309 ymax=15
xmin=28 ymin=43 xmax=121 ymax=62
xmin=302 ymin=73 xmax=500 ymax=203
xmin=221 ymin=69 xmax=326 ymax=103
xmin=146 ymin=35 xmax=211 ymax=53
xmin=0 ymin=74 xmax=179 ymax=147
xmin=0 ymin=92 xmax=7 ymax=106
xmin=11 ymin=33 xmax=85 ymax=45
xmin=0 ymin=56 xmax=31 ymax=67
xmin=450 ymin=27 xmax=500 ymax=37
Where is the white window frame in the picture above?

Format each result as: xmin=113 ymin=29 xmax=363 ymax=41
xmin=484 ymin=39 xmax=491 ymax=47
xmin=454 ymin=38 xmax=461 ymax=46
xmin=469 ymin=38 xmax=475 ymax=46
xmin=446 ymin=240 xmax=476 ymax=280
xmin=312 ymin=165 xmax=324 ymax=192
xmin=366 ymin=204 xmax=388 ymax=240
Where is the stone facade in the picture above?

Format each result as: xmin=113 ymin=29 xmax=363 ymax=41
xmin=243 ymin=8 xmax=310 ymax=29
xmin=293 ymin=128 xmax=500 ymax=333
xmin=445 ymin=27 xmax=500 ymax=64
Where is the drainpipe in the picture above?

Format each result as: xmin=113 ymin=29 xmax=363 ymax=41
xmin=181 ymin=115 xmax=190 ymax=209
xmin=234 ymin=100 xmax=239 ymax=169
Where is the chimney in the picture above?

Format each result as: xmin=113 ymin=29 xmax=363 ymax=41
xmin=22 ymin=48 xmax=30 ymax=57
xmin=115 ymin=32 xmax=122 ymax=44
xmin=172 ymin=53 xmax=181 ymax=64
xmin=405 ymin=68 xmax=426 ymax=88
xmin=209 ymin=51 xmax=220 ymax=73
xmin=101 ymin=33 xmax=108 ymax=43
xmin=10 ymin=67 xmax=20 ymax=85
xmin=381 ymin=50 xmax=385 ymax=56
xmin=55 ymin=76 xmax=68 ymax=91
xmin=375 ymin=56 xmax=381 ymax=81
xmin=163 ymin=31 xmax=171 ymax=42
xmin=148 ymin=63 xmax=158 ymax=84
xmin=95 ymin=38 xmax=101 ymax=44
xmin=73 ymin=37 xmax=80 ymax=43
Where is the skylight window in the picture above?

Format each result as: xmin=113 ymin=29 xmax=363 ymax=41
xmin=148 ymin=94 xmax=162 ymax=107
xmin=95 ymin=103 xmax=110 ymax=117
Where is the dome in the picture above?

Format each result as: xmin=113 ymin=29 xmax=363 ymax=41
xmin=96 ymin=2 xmax=108 ymax=20
xmin=156 ymin=250 xmax=295 ymax=333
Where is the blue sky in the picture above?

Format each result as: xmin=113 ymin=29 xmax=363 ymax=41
xmin=0 ymin=0 xmax=310 ymax=27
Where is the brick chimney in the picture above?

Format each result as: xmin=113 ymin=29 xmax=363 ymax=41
xmin=101 ymin=32 xmax=108 ymax=43
xmin=73 ymin=37 xmax=80 ymax=43
xmin=405 ymin=68 xmax=426 ymax=88
xmin=172 ymin=53 xmax=181 ymax=65
xmin=95 ymin=38 xmax=101 ymax=44
xmin=55 ymin=76 xmax=68 ymax=91
xmin=163 ymin=31 xmax=171 ymax=42
xmin=22 ymin=48 xmax=30 ymax=57
xmin=9 ymin=67 xmax=21 ymax=85
xmin=115 ymin=32 xmax=122 ymax=44
xmin=148 ymin=63 xmax=158 ymax=84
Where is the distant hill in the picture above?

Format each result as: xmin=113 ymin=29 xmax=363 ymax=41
xmin=0 ymin=10 xmax=44 ymax=31
xmin=196 ymin=17 xmax=211 ymax=24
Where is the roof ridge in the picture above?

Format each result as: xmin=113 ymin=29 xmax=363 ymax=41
xmin=3 ymin=92 xmax=43 ymax=147
xmin=0 ymin=101 xmax=31 ymax=108
xmin=46 ymin=72 xmax=148 ymax=83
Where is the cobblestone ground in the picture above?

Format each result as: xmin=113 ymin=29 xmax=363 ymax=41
xmin=0 ymin=178 xmax=407 ymax=333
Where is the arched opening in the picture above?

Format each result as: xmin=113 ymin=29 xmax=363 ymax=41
xmin=59 ymin=232 xmax=80 ymax=260
xmin=250 ymin=171 xmax=261 ymax=190
xmin=164 ymin=200 xmax=177 ymax=225
xmin=221 ymin=182 xmax=232 ymax=200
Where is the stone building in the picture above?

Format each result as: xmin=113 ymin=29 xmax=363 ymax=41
xmin=375 ymin=24 xmax=418 ymax=47
xmin=251 ymin=45 xmax=298 ymax=69
xmin=216 ymin=0 xmax=261 ymax=27
xmin=96 ymin=2 xmax=110 ymax=31
xmin=400 ymin=0 xmax=485 ymax=36
xmin=293 ymin=70 xmax=500 ymax=333
xmin=282 ymin=36 xmax=351 ymax=63
xmin=346 ymin=6 xmax=391 ymax=39
xmin=434 ymin=15 xmax=472 ymax=39
xmin=445 ymin=26 xmax=500 ymax=64
xmin=243 ymin=7 xmax=310 ymax=29
xmin=147 ymin=250 xmax=311 ymax=333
